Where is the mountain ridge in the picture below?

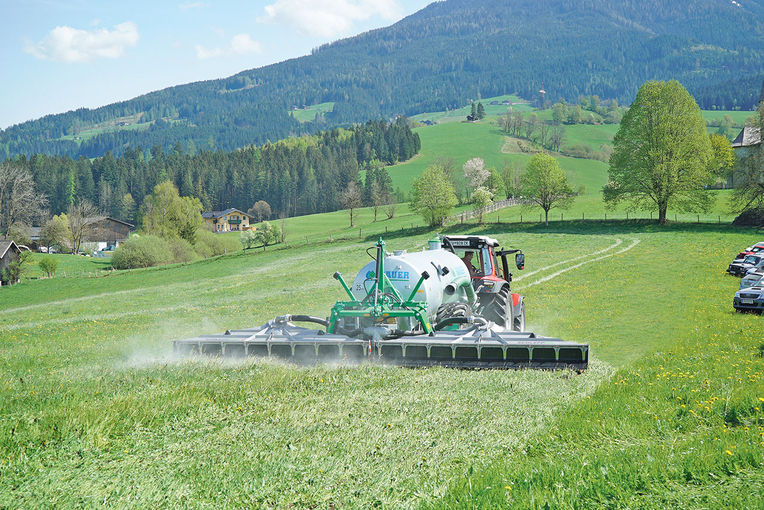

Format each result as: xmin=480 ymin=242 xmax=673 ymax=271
xmin=2 ymin=0 xmax=762 ymax=160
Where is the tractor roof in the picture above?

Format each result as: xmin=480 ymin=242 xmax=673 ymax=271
xmin=442 ymin=235 xmax=500 ymax=248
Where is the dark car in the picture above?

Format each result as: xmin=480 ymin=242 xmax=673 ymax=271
xmin=728 ymin=254 xmax=764 ymax=277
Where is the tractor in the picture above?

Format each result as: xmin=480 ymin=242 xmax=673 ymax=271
xmin=174 ymin=235 xmax=588 ymax=369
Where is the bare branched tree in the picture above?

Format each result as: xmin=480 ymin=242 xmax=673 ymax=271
xmin=341 ymin=181 xmax=363 ymax=227
xmin=67 ymin=200 xmax=103 ymax=254
xmin=0 ymin=163 xmax=48 ymax=235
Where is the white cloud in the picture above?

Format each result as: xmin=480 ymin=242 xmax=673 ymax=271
xmin=25 ymin=22 xmax=139 ymax=63
xmin=195 ymin=34 xmax=262 ymax=60
xmin=258 ymin=0 xmax=402 ymax=39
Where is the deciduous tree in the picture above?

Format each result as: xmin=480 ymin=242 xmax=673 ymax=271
xmin=604 ymin=80 xmax=713 ymax=224
xmin=520 ymin=153 xmax=574 ymax=226
xmin=141 ymin=181 xmax=203 ymax=243
xmin=471 ymin=186 xmax=494 ymax=224
xmin=463 ymin=157 xmax=489 ymax=198
xmin=340 ymin=181 xmax=363 ymax=227
xmin=248 ymin=200 xmax=272 ymax=222
xmin=0 ymin=163 xmax=48 ymax=235
xmin=410 ymin=164 xmax=457 ymax=227
xmin=40 ymin=214 xmax=72 ymax=253
xmin=67 ymin=200 xmax=102 ymax=254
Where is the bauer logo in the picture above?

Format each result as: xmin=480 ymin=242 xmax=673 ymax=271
xmin=385 ymin=270 xmax=410 ymax=280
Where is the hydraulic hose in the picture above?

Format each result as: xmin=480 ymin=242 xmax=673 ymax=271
xmin=433 ymin=316 xmax=488 ymax=331
xmin=278 ymin=315 xmax=330 ymax=328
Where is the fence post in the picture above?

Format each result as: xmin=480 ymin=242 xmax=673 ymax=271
xmin=520 ymin=214 xmax=522 ymax=224
xmin=626 ymin=212 xmax=629 ymax=220
xmin=561 ymin=212 xmax=563 ymax=221
xmin=329 ymin=233 xmax=332 ymax=242
xmin=604 ymin=212 xmax=606 ymax=220
xmin=582 ymin=212 xmax=584 ymax=221
xmin=539 ymin=213 xmax=542 ymax=222
xmin=675 ymin=213 xmax=677 ymax=222
xmin=718 ymin=215 xmax=721 ymax=224
xmin=305 ymin=235 xmax=309 ymax=244
xmin=359 ymin=227 xmax=362 ymax=238
xmin=497 ymin=214 xmax=500 ymax=223
xmin=697 ymin=215 xmax=700 ymax=224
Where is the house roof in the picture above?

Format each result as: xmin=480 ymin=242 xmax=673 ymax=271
xmin=87 ymin=216 xmax=134 ymax=228
xmin=732 ymin=126 xmax=762 ymax=148
xmin=0 ymin=240 xmax=20 ymax=259
xmin=202 ymin=208 xmax=252 ymax=219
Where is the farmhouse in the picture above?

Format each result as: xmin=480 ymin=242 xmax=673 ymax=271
xmin=730 ymin=82 xmax=763 ymax=187
xmin=0 ymin=240 xmax=21 ymax=286
xmin=85 ymin=217 xmax=134 ymax=251
xmin=202 ymin=208 xmax=254 ymax=232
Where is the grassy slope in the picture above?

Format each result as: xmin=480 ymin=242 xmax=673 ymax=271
xmin=290 ymin=102 xmax=336 ymax=123
xmin=389 ymin=106 xmax=745 ymax=222
xmin=1 ymin=221 xmax=762 ymax=507
xmin=433 ymin=227 xmax=764 ymax=509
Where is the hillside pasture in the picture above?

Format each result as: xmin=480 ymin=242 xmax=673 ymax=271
xmin=1 ymin=220 xmax=761 ymax=507
xmin=290 ymin=102 xmax=336 ymax=123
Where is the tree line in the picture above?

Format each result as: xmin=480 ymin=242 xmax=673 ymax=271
xmin=5 ymin=118 xmax=419 ymax=227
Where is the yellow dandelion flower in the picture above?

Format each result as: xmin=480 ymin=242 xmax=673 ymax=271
xmin=725 ymin=450 xmax=733 ymax=456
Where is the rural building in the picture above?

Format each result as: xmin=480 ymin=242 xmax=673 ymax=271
xmin=730 ymin=82 xmax=763 ymax=187
xmin=202 ymin=208 xmax=255 ymax=232
xmin=0 ymin=240 xmax=21 ymax=286
xmin=84 ymin=217 xmax=134 ymax=251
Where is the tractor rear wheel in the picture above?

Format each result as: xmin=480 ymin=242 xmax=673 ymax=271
xmin=478 ymin=287 xmax=511 ymax=328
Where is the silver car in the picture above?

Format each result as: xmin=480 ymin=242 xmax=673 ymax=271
xmin=741 ymin=271 xmax=764 ymax=290
xmin=734 ymin=285 xmax=764 ymax=312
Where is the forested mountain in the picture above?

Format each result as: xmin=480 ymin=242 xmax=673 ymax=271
xmin=15 ymin=119 xmax=420 ymax=220
xmin=2 ymin=0 xmax=763 ymax=160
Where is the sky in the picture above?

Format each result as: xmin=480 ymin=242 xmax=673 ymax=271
xmin=0 ymin=0 xmax=432 ymax=130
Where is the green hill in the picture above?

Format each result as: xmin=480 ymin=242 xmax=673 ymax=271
xmin=385 ymin=101 xmax=743 ymax=223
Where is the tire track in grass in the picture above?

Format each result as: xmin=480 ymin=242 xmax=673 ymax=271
xmin=516 ymin=238 xmax=640 ymax=290
xmin=513 ymin=237 xmax=623 ymax=282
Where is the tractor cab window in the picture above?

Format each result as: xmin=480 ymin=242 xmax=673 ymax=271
xmin=459 ymin=249 xmax=485 ymax=276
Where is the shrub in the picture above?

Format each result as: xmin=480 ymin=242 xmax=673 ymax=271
xmin=111 ymin=235 xmax=173 ymax=269
xmin=168 ymin=238 xmax=200 ymax=264
xmin=38 ymin=256 xmax=58 ymax=277
xmin=193 ymin=229 xmax=238 ymax=258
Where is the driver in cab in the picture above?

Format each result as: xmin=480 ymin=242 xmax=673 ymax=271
xmin=461 ymin=251 xmax=479 ymax=276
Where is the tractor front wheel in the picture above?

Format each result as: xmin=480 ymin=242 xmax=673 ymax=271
xmin=513 ymin=301 xmax=525 ymax=332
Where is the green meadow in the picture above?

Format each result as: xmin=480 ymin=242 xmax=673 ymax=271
xmin=1 ymin=96 xmax=762 ymax=507
xmin=290 ymin=102 xmax=336 ymax=123
xmin=1 ymin=219 xmax=762 ymax=508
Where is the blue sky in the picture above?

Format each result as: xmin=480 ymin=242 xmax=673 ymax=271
xmin=0 ymin=0 xmax=432 ymax=129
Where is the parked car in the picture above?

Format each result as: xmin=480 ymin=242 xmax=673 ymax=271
xmin=740 ymin=270 xmax=764 ymax=290
xmin=735 ymin=242 xmax=764 ymax=260
xmin=734 ymin=284 xmax=764 ymax=312
xmin=727 ymin=254 xmax=764 ymax=277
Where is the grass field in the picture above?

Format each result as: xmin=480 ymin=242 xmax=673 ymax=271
xmin=1 ymin=219 xmax=762 ymax=507
xmin=290 ymin=102 xmax=336 ymax=123
xmin=410 ymin=95 xmax=534 ymax=125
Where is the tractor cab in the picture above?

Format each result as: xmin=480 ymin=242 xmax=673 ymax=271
xmin=441 ymin=235 xmax=524 ymax=288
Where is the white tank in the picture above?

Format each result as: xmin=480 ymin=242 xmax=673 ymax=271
xmin=350 ymin=245 xmax=471 ymax=319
